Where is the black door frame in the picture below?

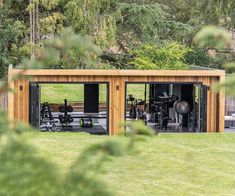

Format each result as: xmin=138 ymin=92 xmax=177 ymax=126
xmin=29 ymin=81 xmax=110 ymax=135
xmin=29 ymin=83 xmax=40 ymax=128
xmin=124 ymin=81 xmax=207 ymax=132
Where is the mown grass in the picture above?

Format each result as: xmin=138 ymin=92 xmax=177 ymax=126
xmin=32 ymin=133 xmax=235 ymax=196
xmin=40 ymin=84 xmax=108 ymax=103
xmin=41 ymin=84 xmax=149 ymax=104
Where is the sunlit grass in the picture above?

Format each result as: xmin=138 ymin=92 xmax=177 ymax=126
xmin=41 ymin=83 xmax=149 ymax=104
xmin=32 ymin=132 xmax=235 ymax=195
xmin=40 ymin=84 xmax=107 ymax=103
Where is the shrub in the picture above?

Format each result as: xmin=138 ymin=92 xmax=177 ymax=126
xmin=130 ymin=42 xmax=191 ymax=70
xmin=185 ymin=48 xmax=211 ymax=67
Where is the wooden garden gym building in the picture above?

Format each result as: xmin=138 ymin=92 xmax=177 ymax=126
xmin=8 ymin=65 xmax=225 ymax=135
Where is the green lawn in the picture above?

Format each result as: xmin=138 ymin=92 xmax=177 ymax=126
xmin=31 ymin=133 xmax=235 ymax=195
xmin=41 ymin=84 xmax=108 ymax=103
xmin=41 ymin=84 xmax=149 ymax=104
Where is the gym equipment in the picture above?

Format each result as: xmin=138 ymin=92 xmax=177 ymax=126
xmin=58 ymin=99 xmax=74 ymax=127
xmin=127 ymin=95 xmax=148 ymax=122
xmin=40 ymin=102 xmax=57 ymax=131
xmin=58 ymin=105 xmax=65 ymax=113
xmin=151 ymin=103 xmax=169 ymax=130
xmin=150 ymin=100 xmax=163 ymax=123
xmin=149 ymin=93 xmax=179 ymax=130
xmin=41 ymin=102 xmax=53 ymax=121
xmin=80 ymin=118 xmax=93 ymax=128
xmin=173 ymin=100 xmax=191 ymax=129
xmin=159 ymin=108 xmax=168 ymax=130
xmin=127 ymin=95 xmax=137 ymax=119
xmin=58 ymin=104 xmax=73 ymax=113
xmin=40 ymin=119 xmax=58 ymax=131
xmin=136 ymin=99 xmax=146 ymax=121
xmin=136 ymin=107 xmax=147 ymax=125
xmin=54 ymin=113 xmax=106 ymax=119
xmin=176 ymin=101 xmax=190 ymax=115
xmin=173 ymin=100 xmax=180 ymax=123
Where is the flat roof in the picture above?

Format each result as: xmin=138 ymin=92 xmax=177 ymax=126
xmin=9 ymin=69 xmax=225 ymax=78
xmin=10 ymin=69 xmax=225 ymax=77
xmin=189 ymin=65 xmax=215 ymax=70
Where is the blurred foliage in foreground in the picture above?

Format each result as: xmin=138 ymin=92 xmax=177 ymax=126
xmin=1 ymin=29 xmax=155 ymax=193
xmin=0 ymin=111 xmax=154 ymax=196
xmin=1 ymin=29 xmax=129 ymax=195
xmin=194 ymin=25 xmax=235 ymax=96
xmin=21 ymin=29 xmax=101 ymax=69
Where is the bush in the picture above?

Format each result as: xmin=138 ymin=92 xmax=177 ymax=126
xmin=130 ymin=42 xmax=191 ymax=70
xmin=185 ymin=48 xmax=232 ymax=69
xmin=185 ymin=48 xmax=211 ymax=67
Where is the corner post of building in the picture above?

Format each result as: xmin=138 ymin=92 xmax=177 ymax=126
xmin=8 ymin=65 xmax=15 ymax=122
xmin=109 ymin=77 xmax=125 ymax=135
xmin=219 ymin=73 xmax=225 ymax=132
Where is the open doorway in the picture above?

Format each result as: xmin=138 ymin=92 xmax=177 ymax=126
xmin=29 ymin=82 xmax=109 ymax=134
xmin=125 ymin=83 xmax=208 ymax=133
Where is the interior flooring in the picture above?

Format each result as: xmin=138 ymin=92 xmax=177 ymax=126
xmin=40 ymin=111 xmax=107 ymax=134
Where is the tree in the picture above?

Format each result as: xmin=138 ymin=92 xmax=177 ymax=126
xmin=64 ymin=0 xmax=117 ymax=47
xmin=194 ymin=26 xmax=235 ymax=96
xmin=0 ymin=0 xmax=65 ymax=78
xmin=1 ymin=0 xmax=234 ymax=78
xmin=22 ymin=29 xmax=101 ymax=69
xmin=116 ymin=2 xmax=192 ymax=48
xmin=0 ymin=2 xmax=28 ymax=78
xmin=129 ymin=42 xmax=191 ymax=70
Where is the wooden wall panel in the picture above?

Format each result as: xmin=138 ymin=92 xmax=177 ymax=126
xmin=9 ymin=68 xmax=225 ymax=135
xmin=14 ymin=80 xmax=20 ymax=121
xmin=7 ymin=68 xmax=14 ymax=122
xmin=219 ymin=75 xmax=225 ymax=132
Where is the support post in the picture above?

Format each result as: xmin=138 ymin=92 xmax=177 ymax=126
xmin=8 ymin=65 xmax=14 ymax=122
xmin=219 ymin=74 xmax=225 ymax=132
xmin=109 ymin=77 xmax=125 ymax=135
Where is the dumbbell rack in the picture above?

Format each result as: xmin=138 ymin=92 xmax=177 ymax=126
xmin=40 ymin=102 xmax=57 ymax=131
xmin=58 ymin=99 xmax=74 ymax=128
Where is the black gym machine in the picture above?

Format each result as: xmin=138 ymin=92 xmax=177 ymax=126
xmin=126 ymin=84 xmax=197 ymax=132
xmin=58 ymin=99 xmax=74 ymax=127
xmin=127 ymin=95 xmax=147 ymax=124
xmin=58 ymin=99 xmax=94 ymax=128
xmin=39 ymin=99 xmax=96 ymax=131
xmin=40 ymin=102 xmax=58 ymax=131
xmin=127 ymin=94 xmax=193 ymax=131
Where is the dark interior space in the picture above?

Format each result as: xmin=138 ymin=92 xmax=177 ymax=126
xmin=126 ymin=83 xmax=208 ymax=133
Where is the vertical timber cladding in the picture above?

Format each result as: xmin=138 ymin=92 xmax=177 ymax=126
xmin=109 ymin=76 xmax=125 ymax=135
xmin=219 ymin=74 xmax=225 ymax=132
xmin=11 ymin=79 xmax=30 ymax=123
xmin=8 ymin=68 xmax=225 ymax=134
xmin=124 ymin=75 xmax=222 ymax=133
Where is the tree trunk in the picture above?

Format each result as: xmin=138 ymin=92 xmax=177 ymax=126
xmin=32 ymin=2 xmax=35 ymax=44
xmin=28 ymin=0 xmax=41 ymax=57
xmin=29 ymin=0 xmax=33 ymax=44
xmin=35 ymin=1 xmax=40 ymax=42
